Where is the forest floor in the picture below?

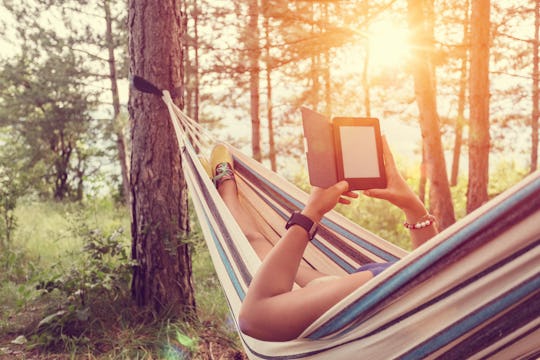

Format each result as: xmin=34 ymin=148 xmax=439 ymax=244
xmin=0 ymin=200 xmax=247 ymax=359
xmin=0 ymin=288 xmax=247 ymax=360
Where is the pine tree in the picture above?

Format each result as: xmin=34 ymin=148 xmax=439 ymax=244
xmin=128 ymin=0 xmax=196 ymax=315
xmin=467 ymin=0 xmax=491 ymax=213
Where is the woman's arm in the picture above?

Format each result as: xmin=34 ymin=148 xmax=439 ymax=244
xmin=238 ymin=181 xmax=361 ymax=341
xmin=363 ymin=137 xmax=438 ymax=248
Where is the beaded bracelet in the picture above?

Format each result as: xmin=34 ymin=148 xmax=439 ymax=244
xmin=404 ymin=214 xmax=436 ymax=230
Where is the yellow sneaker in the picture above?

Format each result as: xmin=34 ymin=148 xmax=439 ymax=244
xmin=210 ymin=143 xmax=235 ymax=187
xmin=198 ymin=155 xmax=212 ymax=178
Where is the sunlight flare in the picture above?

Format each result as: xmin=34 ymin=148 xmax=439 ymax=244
xmin=367 ymin=20 xmax=410 ymax=70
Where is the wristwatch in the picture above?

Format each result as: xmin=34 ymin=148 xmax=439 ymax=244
xmin=285 ymin=211 xmax=318 ymax=240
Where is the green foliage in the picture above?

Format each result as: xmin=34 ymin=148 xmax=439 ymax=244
xmin=0 ymin=0 xmax=127 ymax=202
xmin=0 ymin=129 xmax=28 ymax=248
xmin=488 ymin=159 xmax=529 ymax=198
xmin=0 ymin=50 xmax=103 ymax=200
xmin=338 ymin=197 xmax=412 ymax=250
xmin=32 ymin=214 xmax=133 ymax=350
xmin=0 ymin=199 xmax=244 ymax=358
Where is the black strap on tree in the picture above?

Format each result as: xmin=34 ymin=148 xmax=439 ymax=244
xmin=130 ymin=75 xmax=163 ymax=96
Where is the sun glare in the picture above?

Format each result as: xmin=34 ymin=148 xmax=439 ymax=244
xmin=367 ymin=20 xmax=410 ymax=70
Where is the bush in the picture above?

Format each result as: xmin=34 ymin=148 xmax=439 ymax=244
xmin=32 ymin=212 xmax=133 ymax=351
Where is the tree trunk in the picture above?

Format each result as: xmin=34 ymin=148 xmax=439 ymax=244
xmin=324 ymin=51 xmax=332 ymax=115
xmin=407 ymin=0 xmax=456 ymax=230
xmin=194 ymin=0 xmax=200 ymax=125
xmin=323 ymin=4 xmax=332 ymax=115
xmin=263 ymin=0 xmax=277 ymax=171
xmin=182 ymin=0 xmax=192 ymax=118
xmin=128 ymin=0 xmax=195 ymax=315
xmin=104 ymin=0 xmax=130 ymax=204
xmin=450 ymin=0 xmax=470 ymax=187
xmin=532 ymin=0 xmax=539 ymax=173
xmin=248 ymin=0 xmax=262 ymax=162
xmin=467 ymin=0 xmax=491 ymax=213
xmin=419 ymin=143 xmax=427 ymax=204
xmin=362 ymin=1 xmax=371 ymax=117
xmin=362 ymin=41 xmax=371 ymax=117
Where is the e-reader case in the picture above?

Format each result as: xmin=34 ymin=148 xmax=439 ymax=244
xmin=300 ymin=107 xmax=338 ymax=188
xmin=301 ymin=107 xmax=387 ymax=190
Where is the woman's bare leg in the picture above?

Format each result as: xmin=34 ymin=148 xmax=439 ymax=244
xmin=236 ymin=138 xmax=439 ymax=341
xmin=217 ymin=180 xmax=273 ymax=259
xmin=217 ymin=179 xmax=327 ymax=286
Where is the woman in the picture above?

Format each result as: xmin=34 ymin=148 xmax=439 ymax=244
xmin=204 ymin=137 xmax=437 ymax=341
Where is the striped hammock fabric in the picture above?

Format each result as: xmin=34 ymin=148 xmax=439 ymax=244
xmin=158 ymin=90 xmax=540 ymax=359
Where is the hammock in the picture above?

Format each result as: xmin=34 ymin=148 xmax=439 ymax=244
xmin=134 ymin=77 xmax=540 ymax=359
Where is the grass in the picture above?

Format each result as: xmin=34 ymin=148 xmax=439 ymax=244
xmin=0 ymin=197 xmax=245 ymax=359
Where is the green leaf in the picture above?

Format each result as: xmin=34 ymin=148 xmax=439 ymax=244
xmin=175 ymin=331 xmax=197 ymax=351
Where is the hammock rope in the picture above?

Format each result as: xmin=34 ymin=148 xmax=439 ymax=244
xmin=132 ymin=76 xmax=540 ymax=360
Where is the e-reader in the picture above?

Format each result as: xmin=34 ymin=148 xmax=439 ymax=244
xmin=333 ymin=117 xmax=386 ymax=190
xmin=301 ymin=107 xmax=387 ymax=190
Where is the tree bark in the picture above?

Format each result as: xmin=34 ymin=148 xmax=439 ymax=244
xmin=193 ymin=0 xmax=200 ymax=125
xmin=263 ymin=0 xmax=277 ymax=171
xmin=419 ymin=143 xmax=427 ymax=203
xmin=248 ymin=0 xmax=262 ymax=162
xmin=407 ymin=0 xmax=456 ymax=230
xmin=322 ymin=3 xmax=332 ymax=116
xmin=450 ymin=0 xmax=470 ymax=187
xmin=532 ymin=0 xmax=539 ymax=173
xmin=467 ymin=0 xmax=491 ymax=213
xmin=128 ymin=0 xmax=195 ymax=315
xmin=361 ymin=0 xmax=371 ymax=117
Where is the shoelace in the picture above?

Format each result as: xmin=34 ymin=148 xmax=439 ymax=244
xmin=215 ymin=163 xmax=232 ymax=176
xmin=213 ymin=162 xmax=235 ymax=188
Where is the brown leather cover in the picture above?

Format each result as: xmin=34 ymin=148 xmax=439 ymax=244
xmin=301 ymin=107 xmax=338 ymax=188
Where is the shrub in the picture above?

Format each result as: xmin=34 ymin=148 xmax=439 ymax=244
xmin=33 ymin=213 xmax=133 ymax=351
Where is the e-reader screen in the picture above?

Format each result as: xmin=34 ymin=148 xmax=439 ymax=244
xmin=333 ymin=117 xmax=386 ymax=190
xmin=339 ymin=126 xmax=380 ymax=178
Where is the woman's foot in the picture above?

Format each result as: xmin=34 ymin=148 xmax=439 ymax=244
xmin=210 ymin=143 xmax=235 ymax=188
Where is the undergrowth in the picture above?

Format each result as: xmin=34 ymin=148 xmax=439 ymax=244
xmin=0 ymin=198 xmax=245 ymax=359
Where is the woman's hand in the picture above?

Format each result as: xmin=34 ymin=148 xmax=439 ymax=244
xmin=302 ymin=181 xmax=358 ymax=223
xmin=362 ymin=136 xmax=424 ymax=213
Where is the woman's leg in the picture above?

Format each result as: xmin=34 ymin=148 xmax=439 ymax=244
xmin=217 ymin=180 xmax=273 ymax=259
xmin=238 ymin=181 xmax=373 ymax=341
xmin=209 ymin=144 xmax=327 ymax=286
xmin=210 ymin=147 xmax=378 ymax=340
xmin=217 ymin=178 xmax=327 ymax=286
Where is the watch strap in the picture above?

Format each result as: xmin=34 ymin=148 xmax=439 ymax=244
xmin=285 ymin=211 xmax=318 ymax=240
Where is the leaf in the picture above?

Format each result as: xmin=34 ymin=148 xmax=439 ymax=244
xmin=11 ymin=335 xmax=27 ymax=345
xmin=37 ymin=310 xmax=66 ymax=328
xmin=175 ymin=331 xmax=197 ymax=351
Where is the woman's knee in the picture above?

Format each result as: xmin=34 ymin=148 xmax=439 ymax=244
xmin=245 ymin=230 xmax=266 ymax=245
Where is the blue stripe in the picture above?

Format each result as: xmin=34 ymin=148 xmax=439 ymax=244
xmin=183 ymin=144 xmax=247 ymax=300
xmin=320 ymin=217 xmax=400 ymax=262
xmin=401 ymin=274 xmax=540 ymax=359
xmin=236 ymin=173 xmax=358 ymax=271
xmin=308 ymin=174 xmax=540 ymax=339
xmin=311 ymin=239 xmax=357 ymax=273
xmin=190 ymin=190 xmax=246 ymax=300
